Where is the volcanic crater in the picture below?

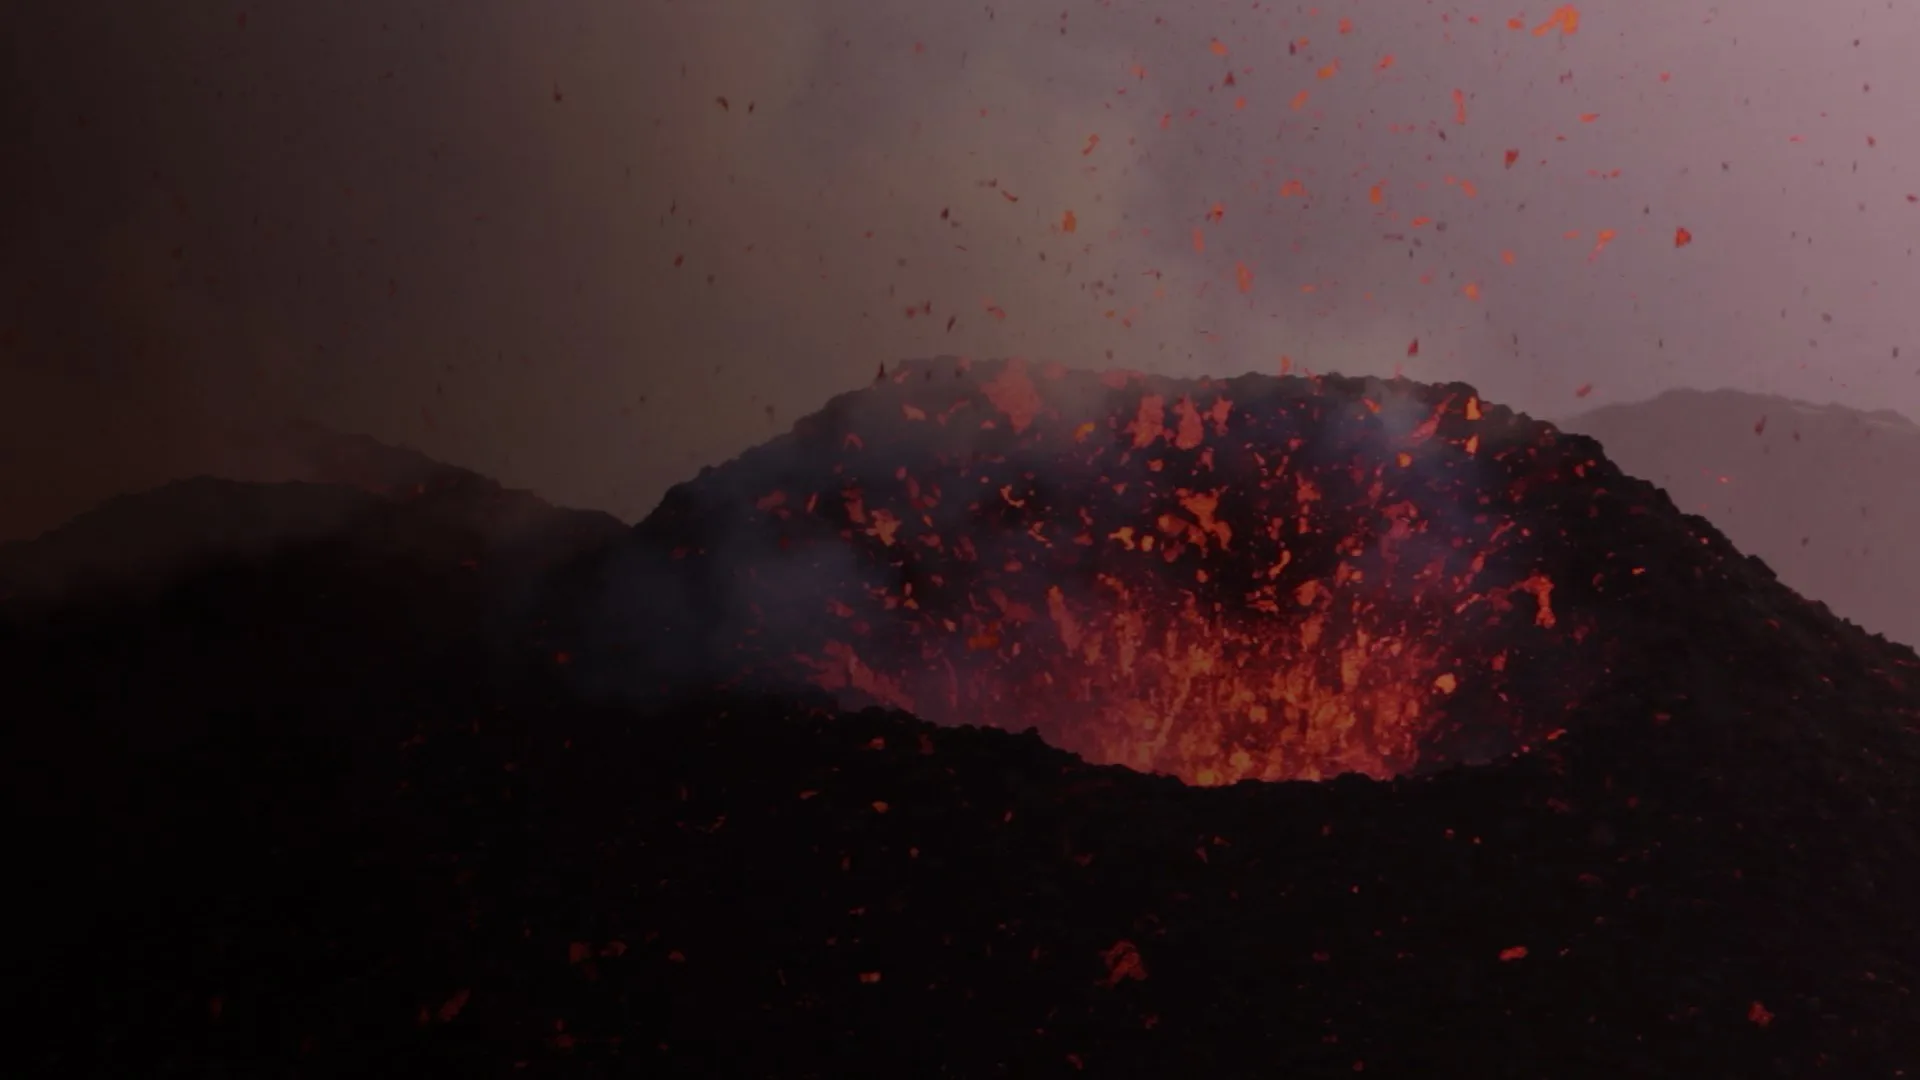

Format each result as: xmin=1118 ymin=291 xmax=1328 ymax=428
xmin=589 ymin=356 xmax=1860 ymax=786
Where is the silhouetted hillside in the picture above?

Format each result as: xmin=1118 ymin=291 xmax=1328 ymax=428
xmin=0 ymin=414 xmax=493 ymax=546
xmin=0 ymin=455 xmax=624 ymax=614
xmin=212 ymin=416 xmax=475 ymax=495
xmin=1562 ymin=389 xmax=1920 ymax=648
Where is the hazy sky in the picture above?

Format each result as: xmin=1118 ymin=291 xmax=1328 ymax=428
xmin=6 ymin=1 xmax=1920 ymax=540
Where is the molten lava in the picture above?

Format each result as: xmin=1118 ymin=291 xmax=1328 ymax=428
xmin=654 ymin=357 xmax=1615 ymax=784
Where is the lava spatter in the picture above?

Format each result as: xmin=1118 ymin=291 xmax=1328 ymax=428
xmin=634 ymin=357 xmax=1667 ymax=784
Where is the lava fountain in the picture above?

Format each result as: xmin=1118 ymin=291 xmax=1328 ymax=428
xmin=627 ymin=357 xmax=1633 ymax=785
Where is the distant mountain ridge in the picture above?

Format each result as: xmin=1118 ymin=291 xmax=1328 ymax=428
xmin=205 ymin=415 xmax=481 ymax=495
xmin=0 ymin=422 xmax=625 ymax=614
xmin=1562 ymin=387 xmax=1920 ymax=649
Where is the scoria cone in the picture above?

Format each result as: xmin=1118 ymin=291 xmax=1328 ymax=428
xmin=600 ymin=356 xmax=1781 ymax=785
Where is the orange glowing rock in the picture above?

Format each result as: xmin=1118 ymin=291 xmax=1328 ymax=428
xmin=981 ymin=359 xmax=1044 ymax=433
xmin=1102 ymin=941 xmax=1149 ymax=985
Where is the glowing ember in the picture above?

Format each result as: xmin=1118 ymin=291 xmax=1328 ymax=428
xmin=650 ymin=358 xmax=1609 ymax=784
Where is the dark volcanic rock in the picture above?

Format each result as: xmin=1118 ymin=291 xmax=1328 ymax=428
xmin=1562 ymin=388 xmax=1920 ymax=649
xmin=6 ymin=363 xmax=1920 ymax=1078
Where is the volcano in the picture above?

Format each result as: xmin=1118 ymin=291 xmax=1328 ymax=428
xmin=576 ymin=357 xmax=1916 ymax=785
xmin=9 ymin=360 xmax=1920 ymax=1078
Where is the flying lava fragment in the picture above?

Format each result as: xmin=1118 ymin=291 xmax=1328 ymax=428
xmin=1532 ymin=5 xmax=1580 ymax=36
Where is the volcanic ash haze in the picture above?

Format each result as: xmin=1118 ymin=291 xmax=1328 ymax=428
xmin=565 ymin=356 xmax=1908 ymax=786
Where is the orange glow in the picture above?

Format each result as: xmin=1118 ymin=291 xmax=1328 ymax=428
xmin=1532 ymin=6 xmax=1580 ymax=36
xmin=1588 ymin=228 xmax=1617 ymax=261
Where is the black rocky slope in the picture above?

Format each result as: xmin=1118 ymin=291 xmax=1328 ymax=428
xmin=1562 ymin=388 xmax=1920 ymax=648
